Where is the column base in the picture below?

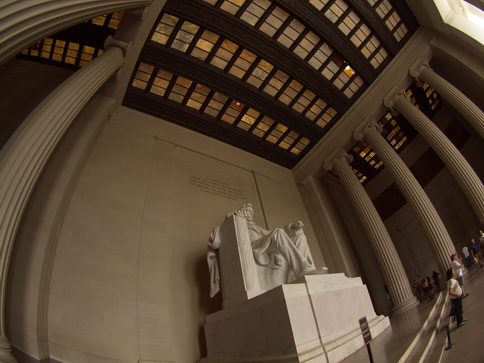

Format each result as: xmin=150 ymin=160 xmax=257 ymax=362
xmin=0 ymin=335 xmax=17 ymax=363
xmin=392 ymin=296 xmax=420 ymax=315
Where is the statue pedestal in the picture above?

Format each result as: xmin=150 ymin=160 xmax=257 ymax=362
xmin=202 ymin=274 xmax=390 ymax=363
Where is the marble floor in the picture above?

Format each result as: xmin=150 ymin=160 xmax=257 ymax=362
xmin=342 ymin=265 xmax=484 ymax=363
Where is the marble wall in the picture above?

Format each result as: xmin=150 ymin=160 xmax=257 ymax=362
xmin=30 ymin=106 xmax=324 ymax=362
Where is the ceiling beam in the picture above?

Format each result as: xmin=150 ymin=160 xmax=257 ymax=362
xmin=164 ymin=0 xmax=353 ymax=113
xmin=274 ymin=0 xmax=379 ymax=81
xmin=349 ymin=1 xmax=401 ymax=56
xmin=124 ymin=89 xmax=302 ymax=168
xmin=140 ymin=45 xmax=325 ymax=142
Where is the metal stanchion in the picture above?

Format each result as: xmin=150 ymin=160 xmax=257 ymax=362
xmin=445 ymin=324 xmax=454 ymax=350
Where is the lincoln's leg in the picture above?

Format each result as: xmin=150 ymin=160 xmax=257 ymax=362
xmin=272 ymin=229 xmax=314 ymax=277
xmin=291 ymin=234 xmax=314 ymax=268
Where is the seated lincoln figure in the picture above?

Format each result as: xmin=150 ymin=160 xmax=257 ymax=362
xmin=208 ymin=203 xmax=320 ymax=298
xmin=237 ymin=203 xmax=315 ymax=276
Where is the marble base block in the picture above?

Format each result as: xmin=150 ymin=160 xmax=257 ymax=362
xmin=201 ymin=274 xmax=390 ymax=363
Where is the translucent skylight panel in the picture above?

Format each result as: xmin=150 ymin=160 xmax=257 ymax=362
xmin=253 ymin=116 xmax=273 ymax=138
xmin=169 ymin=76 xmax=192 ymax=103
xmin=309 ymin=0 xmax=330 ymax=11
xmin=239 ymin=108 xmax=260 ymax=130
xmin=199 ymin=0 xmax=366 ymax=102
xmin=266 ymin=124 xmax=288 ymax=144
xmin=52 ymin=40 xmax=65 ymax=62
xmin=293 ymin=89 xmax=316 ymax=113
xmin=306 ymin=98 xmax=327 ymax=121
xmin=394 ymin=23 xmax=408 ymax=42
xmin=206 ymin=92 xmax=229 ymax=117
xmin=240 ymin=0 xmax=271 ymax=25
xmin=263 ymin=69 xmax=289 ymax=97
xmin=279 ymin=79 xmax=303 ymax=105
xmin=333 ymin=70 xmax=350 ymax=90
xmin=187 ymin=84 xmax=211 ymax=110
xmin=151 ymin=69 xmax=172 ymax=97
xmin=221 ymin=101 xmax=242 ymax=124
xmin=308 ymin=0 xmax=389 ymax=68
xmin=150 ymin=13 xmax=340 ymax=123
xmin=386 ymin=11 xmax=399 ymax=29
xmin=172 ymin=22 xmax=199 ymax=53
xmin=370 ymin=47 xmax=388 ymax=68
xmin=351 ymin=24 xmax=371 ymax=47
xmin=152 ymin=14 xmax=178 ymax=44
xmin=40 ymin=38 xmax=52 ymax=59
xmin=344 ymin=76 xmax=364 ymax=98
xmin=91 ymin=12 xmax=123 ymax=29
xmin=220 ymin=0 xmax=246 ymax=15
xmin=277 ymin=18 xmax=305 ymax=48
xmin=338 ymin=12 xmax=357 ymax=35
xmin=107 ymin=12 xmax=123 ymax=28
xmin=279 ymin=131 xmax=298 ymax=150
xmin=294 ymin=31 xmax=319 ymax=59
xmin=307 ymin=43 xmax=333 ymax=69
xmin=325 ymin=0 xmax=349 ymax=23
xmin=79 ymin=45 xmax=97 ymax=66
xmin=422 ymin=83 xmax=441 ymax=111
xmin=247 ymin=59 xmax=274 ymax=88
xmin=191 ymin=30 xmax=220 ymax=61
xmin=260 ymin=7 xmax=289 ymax=37
xmin=210 ymin=39 xmax=239 ymax=69
xmin=130 ymin=63 xmax=312 ymax=155
xmin=65 ymin=43 xmax=80 ymax=65
xmin=369 ymin=0 xmax=408 ymax=42
xmin=292 ymin=137 xmax=310 ymax=155
xmin=229 ymin=49 xmax=257 ymax=79
xmin=132 ymin=62 xmax=154 ymax=91
xmin=321 ymin=59 xmax=339 ymax=80
xmin=317 ymin=107 xmax=336 ymax=127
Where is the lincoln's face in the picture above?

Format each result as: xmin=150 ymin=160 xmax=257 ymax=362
xmin=241 ymin=205 xmax=254 ymax=221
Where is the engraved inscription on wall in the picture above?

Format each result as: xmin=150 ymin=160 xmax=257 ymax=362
xmin=189 ymin=176 xmax=246 ymax=201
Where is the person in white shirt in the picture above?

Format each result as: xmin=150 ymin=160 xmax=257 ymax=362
xmin=447 ymin=268 xmax=467 ymax=328
xmin=451 ymin=253 xmax=468 ymax=298
xmin=462 ymin=246 xmax=471 ymax=269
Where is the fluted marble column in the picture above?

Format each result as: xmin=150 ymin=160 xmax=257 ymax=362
xmin=384 ymin=87 xmax=484 ymax=225
xmin=410 ymin=58 xmax=484 ymax=139
xmin=324 ymin=150 xmax=418 ymax=315
xmin=0 ymin=0 xmax=151 ymax=65
xmin=0 ymin=36 xmax=129 ymax=362
xmin=354 ymin=120 xmax=456 ymax=279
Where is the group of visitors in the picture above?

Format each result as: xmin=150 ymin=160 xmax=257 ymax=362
xmin=410 ymin=230 xmax=483 ymax=329
xmin=446 ymin=229 xmax=484 ymax=329
xmin=412 ymin=271 xmax=440 ymax=302
xmin=462 ymin=230 xmax=484 ymax=270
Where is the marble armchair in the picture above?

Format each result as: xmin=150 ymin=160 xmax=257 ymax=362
xmin=208 ymin=214 xmax=288 ymax=308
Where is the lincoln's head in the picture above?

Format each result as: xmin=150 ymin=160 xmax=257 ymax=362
xmin=237 ymin=203 xmax=254 ymax=221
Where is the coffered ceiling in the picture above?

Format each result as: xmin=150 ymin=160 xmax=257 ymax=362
xmin=17 ymin=0 xmax=446 ymax=182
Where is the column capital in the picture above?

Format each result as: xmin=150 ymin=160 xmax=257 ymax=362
xmin=409 ymin=57 xmax=431 ymax=86
xmin=104 ymin=36 xmax=132 ymax=81
xmin=354 ymin=118 xmax=382 ymax=141
xmin=104 ymin=36 xmax=131 ymax=57
xmin=323 ymin=148 xmax=353 ymax=171
xmin=126 ymin=0 xmax=154 ymax=19
xmin=383 ymin=86 xmax=409 ymax=115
